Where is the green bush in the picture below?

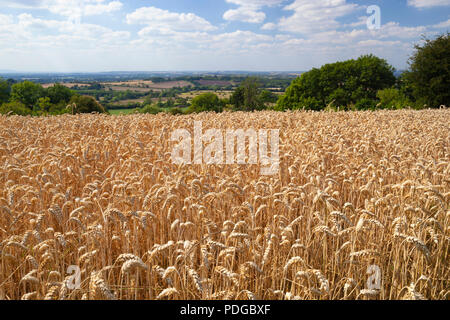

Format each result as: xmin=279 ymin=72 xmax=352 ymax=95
xmin=140 ymin=105 xmax=163 ymax=115
xmin=189 ymin=93 xmax=223 ymax=113
xmin=259 ymin=90 xmax=278 ymax=104
xmin=49 ymin=102 xmax=71 ymax=115
xmin=354 ymin=98 xmax=378 ymax=110
xmin=377 ymin=88 xmax=411 ymax=109
xmin=168 ymin=108 xmax=184 ymax=115
xmin=68 ymin=95 xmax=107 ymax=114
xmin=328 ymin=88 xmax=349 ymax=109
xmin=0 ymin=101 xmax=32 ymax=116
xmin=294 ymin=97 xmax=323 ymax=111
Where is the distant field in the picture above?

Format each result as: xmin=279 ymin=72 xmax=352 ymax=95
xmin=196 ymin=79 xmax=233 ymax=86
xmin=148 ymin=80 xmax=194 ymax=90
xmin=110 ymin=98 xmax=146 ymax=106
xmin=101 ymin=80 xmax=154 ymax=87
xmin=104 ymin=86 xmax=150 ymax=92
xmin=42 ymin=83 xmax=90 ymax=89
xmin=109 ymin=108 xmax=139 ymax=115
xmin=102 ymin=80 xmax=193 ymax=93
xmin=42 ymin=80 xmax=193 ymax=93
xmin=180 ymin=90 xmax=233 ymax=100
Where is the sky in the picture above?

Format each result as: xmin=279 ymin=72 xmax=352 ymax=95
xmin=0 ymin=0 xmax=449 ymax=72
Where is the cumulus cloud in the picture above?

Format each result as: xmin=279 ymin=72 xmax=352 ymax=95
xmin=278 ymin=0 xmax=359 ymax=33
xmin=407 ymin=0 xmax=450 ymax=8
xmin=0 ymin=0 xmax=123 ymax=20
xmin=223 ymin=7 xmax=267 ymax=23
xmin=378 ymin=22 xmax=427 ymax=39
xmin=45 ymin=0 xmax=122 ymax=21
xmin=0 ymin=14 xmax=14 ymax=25
xmin=223 ymin=0 xmax=284 ymax=23
xmin=0 ymin=0 xmax=43 ymax=9
xmin=126 ymin=6 xmax=217 ymax=33
xmin=261 ymin=22 xmax=277 ymax=30
xmin=432 ymin=18 xmax=450 ymax=28
xmin=0 ymin=12 xmax=129 ymax=51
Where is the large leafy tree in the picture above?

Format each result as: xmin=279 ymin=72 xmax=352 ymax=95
xmin=230 ymin=86 xmax=245 ymax=109
xmin=10 ymin=81 xmax=45 ymax=108
xmin=259 ymin=90 xmax=278 ymax=104
xmin=46 ymin=83 xmax=74 ymax=105
xmin=189 ymin=92 xmax=223 ymax=113
xmin=230 ymin=77 xmax=265 ymax=111
xmin=0 ymin=78 xmax=11 ymax=104
xmin=277 ymin=55 xmax=396 ymax=110
xmin=404 ymin=33 xmax=449 ymax=108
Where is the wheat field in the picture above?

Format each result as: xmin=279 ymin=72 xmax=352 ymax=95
xmin=0 ymin=110 xmax=448 ymax=300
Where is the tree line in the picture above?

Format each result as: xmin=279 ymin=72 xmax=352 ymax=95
xmin=142 ymin=32 xmax=449 ymax=114
xmin=0 ymin=81 xmax=106 ymax=116
xmin=277 ymin=33 xmax=448 ymax=111
xmin=1 ymin=33 xmax=448 ymax=116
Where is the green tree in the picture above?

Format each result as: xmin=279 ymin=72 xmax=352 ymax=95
xmin=0 ymin=101 xmax=32 ymax=116
xmin=68 ymin=95 xmax=106 ymax=114
xmin=0 ymin=78 xmax=11 ymax=104
xmin=189 ymin=92 xmax=222 ymax=113
xmin=11 ymin=81 xmax=45 ymax=109
xmin=230 ymin=86 xmax=245 ymax=109
xmin=166 ymin=98 xmax=175 ymax=108
xmin=242 ymin=77 xmax=264 ymax=111
xmin=377 ymin=88 xmax=411 ymax=109
xmin=38 ymin=97 xmax=52 ymax=112
xmin=140 ymin=105 xmax=162 ymax=115
xmin=259 ymin=90 xmax=278 ymax=104
xmin=405 ymin=33 xmax=449 ymax=108
xmin=46 ymin=83 xmax=74 ymax=105
xmin=354 ymin=98 xmax=378 ymax=110
xmin=230 ymin=77 xmax=265 ymax=111
xmin=277 ymin=55 xmax=396 ymax=110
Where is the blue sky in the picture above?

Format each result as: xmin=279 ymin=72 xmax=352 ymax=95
xmin=0 ymin=0 xmax=449 ymax=72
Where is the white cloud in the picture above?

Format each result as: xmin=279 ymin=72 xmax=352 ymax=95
xmin=223 ymin=7 xmax=266 ymax=23
xmin=0 ymin=0 xmax=123 ymax=20
xmin=0 ymin=12 xmax=129 ymax=53
xmin=226 ymin=0 xmax=285 ymax=6
xmin=407 ymin=0 xmax=450 ymax=8
xmin=213 ymin=30 xmax=273 ymax=43
xmin=223 ymin=0 xmax=284 ymax=23
xmin=345 ymin=16 xmax=367 ymax=28
xmin=433 ymin=18 xmax=450 ymax=28
xmin=127 ymin=7 xmax=217 ymax=32
xmin=278 ymin=0 xmax=359 ymax=33
xmin=45 ymin=0 xmax=123 ymax=20
xmin=378 ymin=22 xmax=427 ymax=39
xmin=0 ymin=0 xmax=43 ymax=9
xmin=357 ymin=39 xmax=403 ymax=47
xmin=262 ymin=22 xmax=277 ymax=30
xmin=16 ymin=13 xmax=113 ymax=38
xmin=0 ymin=14 xmax=14 ymax=25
